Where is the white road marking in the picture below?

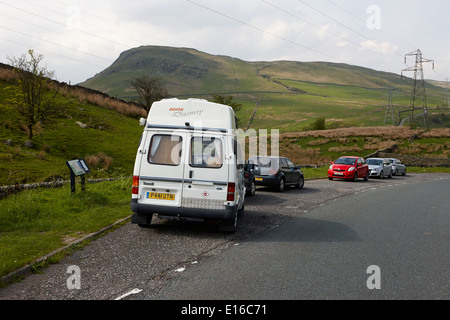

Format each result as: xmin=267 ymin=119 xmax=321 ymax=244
xmin=115 ymin=288 xmax=143 ymax=300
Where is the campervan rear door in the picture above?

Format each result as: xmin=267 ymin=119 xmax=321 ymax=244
xmin=182 ymin=132 xmax=229 ymax=210
xmin=137 ymin=131 xmax=187 ymax=208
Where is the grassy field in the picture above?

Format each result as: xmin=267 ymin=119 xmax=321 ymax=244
xmin=0 ymin=178 xmax=132 ymax=279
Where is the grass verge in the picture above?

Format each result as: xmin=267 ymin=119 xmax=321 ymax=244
xmin=0 ymin=178 xmax=132 ymax=279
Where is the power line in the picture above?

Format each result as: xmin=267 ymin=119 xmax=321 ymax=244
xmin=296 ymin=0 xmax=402 ymax=59
xmin=0 ymin=1 xmax=133 ymax=50
xmin=0 ymin=35 xmax=109 ymax=70
xmin=0 ymin=11 xmax=118 ymax=53
xmin=51 ymin=0 xmax=218 ymax=54
xmin=325 ymin=0 xmax=418 ymax=52
xmin=186 ymin=0 xmax=345 ymax=63
xmin=0 ymin=25 xmax=112 ymax=63
xmin=261 ymin=0 xmax=393 ymax=61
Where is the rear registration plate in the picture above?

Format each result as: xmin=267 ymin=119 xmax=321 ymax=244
xmin=146 ymin=192 xmax=175 ymax=201
xmin=255 ymin=178 xmax=263 ymax=181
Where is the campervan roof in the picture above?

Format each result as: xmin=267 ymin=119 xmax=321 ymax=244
xmin=147 ymin=98 xmax=237 ymax=131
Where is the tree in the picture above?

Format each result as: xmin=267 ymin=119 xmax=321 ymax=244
xmin=211 ymin=94 xmax=243 ymax=127
xmin=129 ymin=74 xmax=169 ymax=113
xmin=211 ymin=94 xmax=242 ymax=113
xmin=311 ymin=117 xmax=326 ymax=130
xmin=6 ymin=50 xmax=60 ymax=139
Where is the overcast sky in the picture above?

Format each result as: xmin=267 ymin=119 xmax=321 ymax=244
xmin=0 ymin=0 xmax=448 ymax=85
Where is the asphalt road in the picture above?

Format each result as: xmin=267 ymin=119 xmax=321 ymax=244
xmin=0 ymin=173 xmax=448 ymax=301
xmin=143 ymin=175 xmax=450 ymax=300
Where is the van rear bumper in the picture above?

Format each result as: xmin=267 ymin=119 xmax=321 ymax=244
xmin=131 ymin=199 xmax=236 ymax=223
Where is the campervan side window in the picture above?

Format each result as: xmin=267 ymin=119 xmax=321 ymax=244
xmin=148 ymin=134 xmax=183 ymax=166
xmin=190 ymin=137 xmax=223 ymax=169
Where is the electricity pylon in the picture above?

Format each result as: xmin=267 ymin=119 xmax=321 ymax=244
xmin=400 ymin=49 xmax=434 ymax=128
xmin=444 ymin=78 xmax=449 ymax=107
xmin=384 ymin=84 xmax=396 ymax=125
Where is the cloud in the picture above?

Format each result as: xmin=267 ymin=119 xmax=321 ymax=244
xmin=359 ymin=40 xmax=398 ymax=55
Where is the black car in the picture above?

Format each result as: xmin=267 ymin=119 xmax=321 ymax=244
xmin=244 ymin=163 xmax=256 ymax=197
xmin=248 ymin=156 xmax=304 ymax=192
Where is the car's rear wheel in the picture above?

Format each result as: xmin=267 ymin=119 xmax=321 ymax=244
xmin=277 ymin=178 xmax=285 ymax=192
xmin=247 ymin=181 xmax=256 ymax=196
xmin=295 ymin=176 xmax=304 ymax=189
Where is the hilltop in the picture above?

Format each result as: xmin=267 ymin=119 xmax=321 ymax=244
xmin=80 ymin=45 xmax=448 ymax=131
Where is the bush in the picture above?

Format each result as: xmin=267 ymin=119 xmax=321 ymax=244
xmin=85 ymin=153 xmax=114 ymax=170
xmin=311 ymin=117 xmax=326 ymax=130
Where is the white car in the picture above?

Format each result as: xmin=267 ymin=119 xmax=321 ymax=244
xmin=389 ymin=158 xmax=407 ymax=176
xmin=367 ymin=158 xmax=392 ymax=179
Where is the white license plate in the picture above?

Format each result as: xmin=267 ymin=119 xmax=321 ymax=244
xmin=334 ymin=172 xmax=344 ymax=176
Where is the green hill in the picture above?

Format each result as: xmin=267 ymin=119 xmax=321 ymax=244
xmin=0 ymin=64 xmax=144 ymax=186
xmin=80 ymin=45 xmax=448 ymax=131
xmin=1 ymin=47 xmax=448 ymax=186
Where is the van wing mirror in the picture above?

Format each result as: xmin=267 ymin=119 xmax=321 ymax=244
xmin=139 ymin=118 xmax=147 ymax=126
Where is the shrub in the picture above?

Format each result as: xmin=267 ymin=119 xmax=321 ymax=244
xmin=85 ymin=153 xmax=114 ymax=170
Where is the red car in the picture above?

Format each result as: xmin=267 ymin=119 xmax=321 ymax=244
xmin=328 ymin=156 xmax=369 ymax=182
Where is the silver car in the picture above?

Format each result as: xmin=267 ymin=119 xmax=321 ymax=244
xmin=389 ymin=158 xmax=407 ymax=176
xmin=367 ymin=158 xmax=393 ymax=179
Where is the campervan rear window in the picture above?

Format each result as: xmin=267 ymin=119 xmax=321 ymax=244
xmin=190 ymin=137 xmax=223 ymax=169
xmin=148 ymin=134 xmax=183 ymax=166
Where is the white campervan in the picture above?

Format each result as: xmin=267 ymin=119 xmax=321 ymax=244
xmin=131 ymin=98 xmax=245 ymax=232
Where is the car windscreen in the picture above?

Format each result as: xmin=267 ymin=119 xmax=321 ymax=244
xmin=367 ymin=159 xmax=382 ymax=165
xmin=249 ymin=157 xmax=272 ymax=168
xmin=335 ymin=157 xmax=356 ymax=165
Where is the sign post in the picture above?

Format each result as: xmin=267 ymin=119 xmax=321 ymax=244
xmin=66 ymin=159 xmax=91 ymax=193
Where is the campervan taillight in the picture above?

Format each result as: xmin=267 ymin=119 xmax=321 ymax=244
xmin=132 ymin=176 xmax=139 ymax=195
xmin=227 ymin=182 xmax=235 ymax=201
